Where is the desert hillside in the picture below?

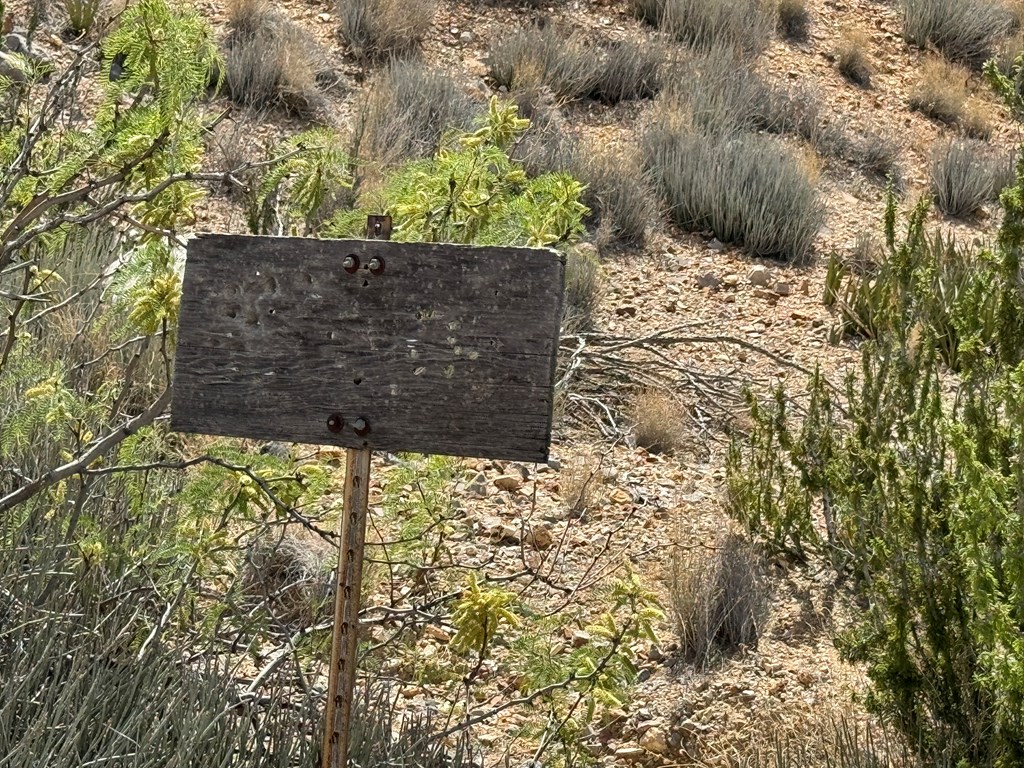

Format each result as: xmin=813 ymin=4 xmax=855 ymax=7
xmin=1 ymin=0 xmax=1022 ymax=766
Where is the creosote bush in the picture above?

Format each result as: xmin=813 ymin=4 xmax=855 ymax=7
xmin=670 ymin=532 xmax=768 ymax=666
xmin=223 ymin=0 xmax=331 ymax=119
xmin=929 ymin=138 xmax=996 ymax=218
xmin=777 ymin=0 xmax=811 ymax=42
xmin=354 ymin=60 xmax=480 ymax=171
xmin=338 ymin=0 xmax=434 ymax=61
xmin=836 ymin=29 xmax=873 ymax=87
xmin=902 ymin=0 xmax=1010 ymax=69
xmin=488 ymin=25 xmax=597 ymax=102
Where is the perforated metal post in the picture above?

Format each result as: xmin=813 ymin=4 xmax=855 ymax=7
xmin=321 ymin=216 xmax=390 ymax=768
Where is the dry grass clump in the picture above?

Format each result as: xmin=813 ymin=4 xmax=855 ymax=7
xmin=845 ymin=129 xmax=904 ymax=187
xmin=559 ymin=448 xmax=605 ymax=519
xmin=929 ymin=139 xmax=997 ymax=218
xmin=241 ymin=527 xmax=335 ymax=628
xmin=908 ymin=58 xmax=970 ymax=126
xmin=354 ymin=60 xmax=480 ymax=169
xmin=338 ymin=0 xmax=434 ymax=62
xmin=629 ymin=388 xmax=688 ymax=454
xmin=643 ymin=100 xmax=824 ymax=261
xmin=902 ymin=0 xmax=1011 ymax=68
xmin=670 ymin=531 xmax=769 ymax=666
xmin=836 ymin=29 xmax=873 ymax=87
xmin=777 ymin=0 xmax=811 ymax=42
xmin=632 ymin=0 xmax=774 ymax=56
xmin=589 ymin=39 xmax=663 ymax=104
xmin=223 ymin=0 xmax=332 ymax=119
xmin=562 ymin=243 xmax=604 ymax=333
xmin=488 ymin=25 xmax=598 ymax=102
xmin=578 ymin=149 xmax=659 ymax=245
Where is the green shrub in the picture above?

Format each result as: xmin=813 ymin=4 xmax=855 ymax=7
xmin=354 ymin=59 xmax=480 ymax=169
xmin=325 ymin=99 xmax=588 ymax=248
xmin=729 ymin=185 xmax=1024 ymax=762
xmin=223 ymin=0 xmax=330 ymax=119
xmin=643 ymin=110 xmax=823 ymax=261
xmin=929 ymin=138 xmax=995 ymax=218
xmin=61 ymin=0 xmax=101 ymax=32
xmin=902 ymin=0 xmax=1010 ymax=68
xmin=488 ymin=25 xmax=598 ymax=101
xmin=338 ymin=0 xmax=434 ymax=61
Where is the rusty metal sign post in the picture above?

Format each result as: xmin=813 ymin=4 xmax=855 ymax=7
xmin=171 ymin=217 xmax=564 ymax=768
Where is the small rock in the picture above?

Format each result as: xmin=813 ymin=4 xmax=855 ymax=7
xmin=707 ymin=238 xmax=726 ymax=252
xmin=463 ymin=57 xmax=487 ymax=77
xmin=3 ymin=33 xmax=28 ymax=54
xmin=525 ymin=524 xmax=554 ymax=550
xmin=749 ymin=265 xmax=772 ymax=286
xmin=466 ymin=472 xmax=489 ymax=497
xmin=639 ymin=727 xmax=671 ymax=755
xmin=0 ymin=51 xmax=27 ymax=82
xmin=609 ymin=487 xmax=631 ymax=505
xmin=494 ymin=474 xmax=523 ymax=492
xmin=459 ymin=30 xmax=475 ymax=44
xmin=423 ymin=624 xmax=451 ymax=643
xmin=774 ymin=281 xmax=792 ymax=296
xmin=614 ymin=745 xmax=647 ymax=762
xmin=316 ymin=12 xmax=332 ymax=21
xmin=752 ymin=288 xmax=777 ymax=302
xmin=697 ymin=272 xmax=721 ymax=290
xmin=615 ymin=305 xmax=638 ymax=317
xmin=571 ymin=630 xmax=592 ymax=648
xmin=665 ymin=300 xmax=678 ymax=313
xmin=547 ymin=457 xmax=561 ymax=471
xmin=647 ymin=644 xmax=665 ymax=663
xmin=740 ymin=689 xmax=756 ymax=701
xmin=723 ymin=273 xmax=739 ymax=287
xmin=678 ymin=719 xmax=713 ymax=736
xmin=259 ymin=441 xmax=290 ymax=459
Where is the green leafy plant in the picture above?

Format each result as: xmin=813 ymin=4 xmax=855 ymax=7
xmin=324 ymin=98 xmax=587 ymax=248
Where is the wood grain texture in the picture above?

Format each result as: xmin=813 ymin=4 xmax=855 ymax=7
xmin=172 ymin=234 xmax=564 ymax=462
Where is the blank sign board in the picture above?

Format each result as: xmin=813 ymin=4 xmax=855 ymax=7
xmin=171 ymin=235 xmax=565 ymax=463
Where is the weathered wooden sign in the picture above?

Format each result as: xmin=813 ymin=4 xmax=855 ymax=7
xmin=172 ymin=223 xmax=565 ymax=768
xmin=171 ymin=233 xmax=564 ymax=463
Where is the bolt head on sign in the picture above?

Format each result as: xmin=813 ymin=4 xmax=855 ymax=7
xmin=171 ymin=235 xmax=565 ymax=463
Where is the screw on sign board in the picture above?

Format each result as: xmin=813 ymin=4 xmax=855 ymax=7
xmin=171 ymin=217 xmax=564 ymax=768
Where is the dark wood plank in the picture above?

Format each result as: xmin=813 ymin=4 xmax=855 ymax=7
xmin=171 ymin=234 xmax=565 ymax=462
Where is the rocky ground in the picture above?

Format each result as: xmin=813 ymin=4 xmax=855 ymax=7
xmin=7 ymin=0 xmax=1018 ymax=764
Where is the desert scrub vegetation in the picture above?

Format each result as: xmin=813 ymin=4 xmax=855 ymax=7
xmin=836 ymin=29 xmax=873 ymax=87
xmin=908 ymin=57 xmax=992 ymax=137
xmin=631 ymin=0 xmax=774 ymax=56
xmin=902 ymin=0 xmax=1011 ymax=69
xmin=628 ymin=388 xmax=688 ymax=454
xmin=669 ymin=532 xmax=768 ymax=666
xmin=320 ymin=99 xmax=588 ymax=247
xmin=589 ymin=38 xmax=664 ymax=104
xmin=487 ymin=25 xmax=598 ymax=102
xmin=642 ymin=98 xmax=824 ymax=261
xmin=777 ymin=0 xmax=811 ymax=42
xmin=222 ymin=0 xmax=332 ymax=119
xmin=929 ymin=138 xmax=999 ymax=218
xmin=729 ymin=172 xmax=1024 ymax=762
xmin=353 ymin=59 xmax=480 ymax=171
xmin=338 ymin=0 xmax=434 ymax=61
